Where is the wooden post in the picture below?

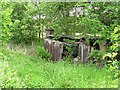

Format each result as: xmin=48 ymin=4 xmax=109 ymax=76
xmin=45 ymin=29 xmax=54 ymax=38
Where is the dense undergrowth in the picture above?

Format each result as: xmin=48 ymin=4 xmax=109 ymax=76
xmin=1 ymin=2 xmax=120 ymax=88
xmin=1 ymin=48 xmax=119 ymax=88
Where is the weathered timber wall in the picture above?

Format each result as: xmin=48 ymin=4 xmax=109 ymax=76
xmin=44 ymin=39 xmax=63 ymax=61
xmin=44 ymin=38 xmax=95 ymax=63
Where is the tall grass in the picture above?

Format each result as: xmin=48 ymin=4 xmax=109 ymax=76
xmin=3 ymin=50 xmax=118 ymax=88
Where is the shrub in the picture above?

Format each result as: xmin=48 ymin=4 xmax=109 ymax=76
xmin=37 ymin=46 xmax=51 ymax=60
xmin=89 ymin=50 xmax=105 ymax=62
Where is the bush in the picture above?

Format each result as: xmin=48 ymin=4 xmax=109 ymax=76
xmin=89 ymin=50 xmax=105 ymax=62
xmin=37 ymin=46 xmax=51 ymax=60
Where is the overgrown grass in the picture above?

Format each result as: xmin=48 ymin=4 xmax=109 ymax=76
xmin=2 ymin=51 xmax=118 ymax=88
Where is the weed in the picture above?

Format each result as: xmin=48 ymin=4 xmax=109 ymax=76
xmin=1 ymin=49 xmax=119 ymax=88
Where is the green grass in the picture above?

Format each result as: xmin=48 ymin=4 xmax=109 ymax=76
xmin=2 ymin=49 xmax=119 ymax=88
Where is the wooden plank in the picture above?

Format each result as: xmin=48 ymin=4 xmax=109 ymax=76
xmin=51 ymin=41 xmax=55 ymax=60
xmin=78 ymin=42 xmax=90 ymax=64
xmin=59 ymin=43 xmax=63 ymax=61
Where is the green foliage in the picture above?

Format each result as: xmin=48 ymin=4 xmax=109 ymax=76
xmin=106 ymin=26 xmax=120 ymax=79
xmin=1 ymin=2 xmax=13 ymax=45
xmin=0 ymin=50 xmax=23 ymax=88
xmin=0 ymin=3 xmax=22 ymax=87
xmin=1 ymin=2 xmax=119 ymax=44
xmin=66 ymin=44 xmax=77 ymax=57
xmin=107 ymin=60 xmax=120 ymax=79
xmin=2 ymin=49 xmax=118 ymax=88
xmin=9 ymin=2 xmax=37 ymax=44
xmin=1 ymin=2 xmax=119 ymax=88
xmin=88 ymin=50 xmax=106 ymax=66
xmin=37 ymin=46 xmax=51 ymax=60
xmin=110 ymin=26 xmax=120 ymax=53
xmin=77 ymin=17 xmax=104 ymax=36
xmin=89 ymin=50 xmax=105 ymax=61
xmin=63 ymin=56 xmax=72 ymax=62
